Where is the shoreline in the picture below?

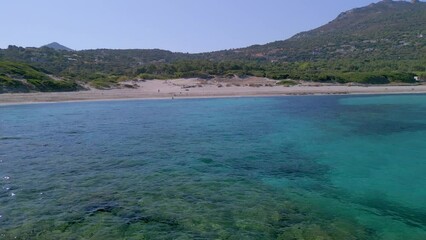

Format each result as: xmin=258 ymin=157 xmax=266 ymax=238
xmin=1 ymin=79 xmax=426 ymax=106
xmin=2 ymin=91 xmax=426 ymax=107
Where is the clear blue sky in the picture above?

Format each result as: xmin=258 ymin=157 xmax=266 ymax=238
xmin=1 ymin=0 xmax=380 ymax=53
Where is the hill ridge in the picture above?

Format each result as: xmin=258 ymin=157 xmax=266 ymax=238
xmin=42 ymin=42 xmax=74 ymax=51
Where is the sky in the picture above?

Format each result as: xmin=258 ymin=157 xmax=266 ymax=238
xmin=0 ymin=0 xmax=381 ymax=53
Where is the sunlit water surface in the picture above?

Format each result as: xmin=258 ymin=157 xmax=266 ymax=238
xmin=1 ymin=95 xmax=425 ymax=239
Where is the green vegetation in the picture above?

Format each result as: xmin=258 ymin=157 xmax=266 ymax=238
xmin=277 ymin=80 xmax=298 ymax=86
xmin=133 ymin=59 xmax=422 ymax=84
xmin=0 ymin=61 xmax=80 ymax=93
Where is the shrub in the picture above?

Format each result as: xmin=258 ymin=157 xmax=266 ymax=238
xmin=277 ymin=80 xmax=298 ymax=86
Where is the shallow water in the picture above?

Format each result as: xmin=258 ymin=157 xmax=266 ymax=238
xmin=0 ymin=95 xmax=425 ymax=239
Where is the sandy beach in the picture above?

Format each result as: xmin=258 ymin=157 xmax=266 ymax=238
xmin=1 ymin=77 xmax=426 ymax=105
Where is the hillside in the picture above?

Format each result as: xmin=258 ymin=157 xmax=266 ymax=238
xmin=0 ymin=61 xmax=80 ymax=93
xmin=0 ymin=46 xmax=194 ymax=79
xmin=0 ymin=0 xmax=425 ymax=91
xmin=205 ymin=0 xmax=426 ymax=62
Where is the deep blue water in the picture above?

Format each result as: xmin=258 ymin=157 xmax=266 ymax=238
xmin=0 ymin=95 xmax=425 ymax=239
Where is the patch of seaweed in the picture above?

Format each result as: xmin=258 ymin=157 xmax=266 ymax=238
xmin=358 ymin=196 xmax=426 ymax=229
xmin=125 ymin=215 xmax=179 ymax=227
xmin=350 ymin=120 xmax=426 ymax=136
xmin=273 ymin=203 xmax=377 ymax=240
xmin=85 ymin=201 xmax=120 ymax=215
xmin=229 ymin=144 xmax=330 ymax=181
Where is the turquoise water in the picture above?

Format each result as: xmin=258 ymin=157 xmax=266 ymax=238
xmin=0 ymin=95 xmax=425 ymax=239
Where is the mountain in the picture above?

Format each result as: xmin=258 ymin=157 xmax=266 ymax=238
xmin=204 ymin=0 xmax=426 ymax=62
xmin=0 ymin=0 xmax=425 ymax=91
xmin=42 ymin=42 xmax=74 ymax=51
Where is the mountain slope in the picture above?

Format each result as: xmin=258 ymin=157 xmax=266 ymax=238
xmin=206 ymin=0 xmax=426 ymax=62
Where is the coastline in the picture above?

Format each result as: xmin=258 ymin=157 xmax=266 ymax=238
xmin=1 ymin=78 xmax=426 ymax=106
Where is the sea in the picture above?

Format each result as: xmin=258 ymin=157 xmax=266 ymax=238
xmin=0 ymin=94 xmax=425 ymax=239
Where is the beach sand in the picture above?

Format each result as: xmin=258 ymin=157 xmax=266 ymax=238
xmin=1 ymin=77 xmax=426 ymax=105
